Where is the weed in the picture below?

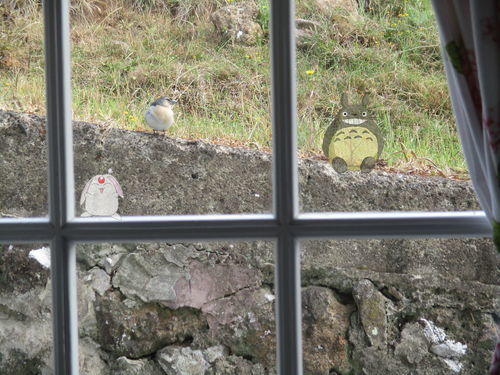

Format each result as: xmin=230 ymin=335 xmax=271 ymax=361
xmin=256 ymin=0 xmax=270 ymax=37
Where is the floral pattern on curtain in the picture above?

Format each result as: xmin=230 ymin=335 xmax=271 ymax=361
xmin=431 ymin=1 xmax=499 ymax=373
xmin=431 ymin=0 xmax=500 ymax=236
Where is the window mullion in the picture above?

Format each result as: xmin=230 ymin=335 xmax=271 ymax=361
xmin=294 ymin=211 xmax=492 ymax=238
xmin=270 ymin=0 xmax=302 ymax=373
xmin=49 ymin=237 xmax=79 ymax=375
xmin=43 ymin=0 xmax=79 ymax=373
xmin=0 ymin=218 xmax=54 ymax=242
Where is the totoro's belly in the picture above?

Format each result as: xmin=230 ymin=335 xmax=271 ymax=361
xmin=329 ymin=126 xmax=378 ymax=169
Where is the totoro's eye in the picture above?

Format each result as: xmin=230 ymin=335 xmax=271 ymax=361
xmin=362 ymin=112 xmax=367 ymax=117
xmin=342 ymin=112 xmax=348 ymax=117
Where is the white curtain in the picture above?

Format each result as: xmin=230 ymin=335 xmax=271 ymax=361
xmin=431 ymin=1 xmax=499 ymax=373
xmin=432 ymin=1 xmax=500 ymax=226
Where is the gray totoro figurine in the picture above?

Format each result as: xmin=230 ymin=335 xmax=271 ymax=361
xmin=322 ymin=93 xmax=384 ymax=173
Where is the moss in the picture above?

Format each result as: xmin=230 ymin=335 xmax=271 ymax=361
xmin=0 ymin=349 xmax=44 ymax=375
xmin=0 ymin=245 xmax=49 ymax=294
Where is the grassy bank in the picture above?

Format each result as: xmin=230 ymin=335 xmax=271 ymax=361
xmin=0 ymin=0 xmax=467 ymax=177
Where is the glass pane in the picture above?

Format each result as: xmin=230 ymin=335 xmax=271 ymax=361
xmin=300 ymin=238 xmax=498 ymax=374
xmin=0 ymin=243 xmax=53 ymax=373
xmin=0 ymin=3 xmax=47 ymax=217
xmin=296 ymin=0 xmax=474 ymax=213
xmin=76 ymin=240 xmax=276 ymax=374
xmin=70 ymin=1 xmax=272 ymax=216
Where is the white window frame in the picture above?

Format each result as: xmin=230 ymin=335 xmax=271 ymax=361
xmin=0 ymin=1 xmax=491 ymax=374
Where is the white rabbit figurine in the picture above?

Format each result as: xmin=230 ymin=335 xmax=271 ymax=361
xmin=80 ymin=174 xmax=124 ymax=219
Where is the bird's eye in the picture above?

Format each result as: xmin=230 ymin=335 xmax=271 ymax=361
xmin=362 ymin=112 xmax=367 ymax=117
xmin=342 ymin=112 xmax=348 ymax=117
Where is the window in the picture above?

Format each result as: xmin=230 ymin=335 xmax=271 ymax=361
xmin=0 ymin=0 xmax=491 ymax=374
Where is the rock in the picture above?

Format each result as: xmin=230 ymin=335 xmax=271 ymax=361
xmin=0 ymin=245 xmax=50 ymax=294
xmin=203 ymin=345 xmax=226 ymax=363
xmin=303 ymin=267 xmax=498 ymax=314
xmin=44 ymin=271 xmax=101 ymax=340
xmin=420 ymin=318 xmax=447 ymax=344
xmin=430 ymin=341 xmax=467 ymax=359
xmin=302 ymin=0 xmax=358 ymax=16
xmin=210 ymin=355 xmax=267 ymax=375
xmin=85 ymin=267 xmax=111 ymax=296
xmin=419 ymin=318 xmax=467 ymax=359
xmin=112 ymin=245 xmax=262 ymax=309
xmin=112 ymin=250 xmax=187 ymax=304
xmin=76 ymin=243 xmax=133 ymax=271
xmin=0 ymin=348 xmax=49 ymax=375
xmin=94 ymin=291 xmax=205 ymax=358
xmin=0 ymin=111 xmax=48 ymax=217
xmin=102 ymin=253 xmax=125 ymax=274
xmin=0 ymin=246 xmax=53 ymax=374
xmin=394 ymin=323 xmax=430 ymax=365
xmin=201 ymin=287 xmax=276 ymax=367
xmin=131 ymin=346 xmax=264 ymax=375
xmin=462 ymin=313 xmax=498 ymax=374
xmin=353 ymin=279 xmax=390 ymax=349
xmin=0 ymin=309 xmax=52 ymax=373
xmin=170 ymin=260 xmax=262 ymax=309
xmin=296 ymin=18 xmax=321 ymax=47
xmin=352 ymin=346 xmax=411 ymax=375
xmin=211 ymin=3 xmax=263 ymax=45
xmin=156 ymin=346 xmax=209 ymax=375
xmin=385 ymin=285 xmax=404 ymax=301
xmin=154 ymin=345 xmax=237 ymax=375
xmin=110 ymin=356 xmax=164 ymax=375
xmin=354 ymin=341 xmax=457 ymax=374
xmin=302 ymin=237 xmax=498 ymax=285
xmin=348 ymin=308 xmax=367 ymax=350
xmin=302 ymin=286 xmax=354 ymax=374
xmin=78 ymin=337 xmax=110 ymax=375
xmin=442 ymin=358 xmax=463 ymax=373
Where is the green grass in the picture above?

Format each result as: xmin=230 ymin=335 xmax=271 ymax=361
xmin=0 ymin=0 xmax=467 ymax=176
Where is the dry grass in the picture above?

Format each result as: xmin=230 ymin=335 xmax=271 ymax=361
xmin=0 ymin=0 xmax=467 ymax=175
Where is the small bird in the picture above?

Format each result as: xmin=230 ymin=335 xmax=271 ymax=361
xmin=144 ymin=97 xmax=177 ymax=135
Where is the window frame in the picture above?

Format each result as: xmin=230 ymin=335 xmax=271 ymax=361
xmin=0 ymin=0 xmax=491 ymax=374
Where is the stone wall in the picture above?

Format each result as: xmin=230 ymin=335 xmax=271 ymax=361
xmin=0 ymin=110 xmax=498 ymax=374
